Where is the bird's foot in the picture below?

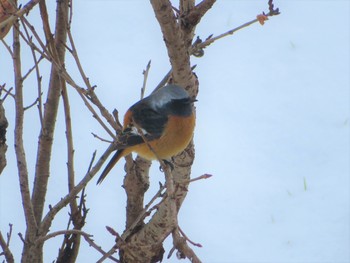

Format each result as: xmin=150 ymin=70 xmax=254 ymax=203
xmin=159 ymin=159 xmax=174 ymax=172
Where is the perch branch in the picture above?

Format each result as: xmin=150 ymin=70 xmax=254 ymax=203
xmin=121 ymin=183 xmax=166 ymax=241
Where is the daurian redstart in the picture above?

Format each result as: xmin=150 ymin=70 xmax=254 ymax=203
xmin=97 ymin=84 xmax=196 ymax=184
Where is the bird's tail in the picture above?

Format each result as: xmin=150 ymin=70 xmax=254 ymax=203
xmin=97 ymin=149 xmax=125 ymax=184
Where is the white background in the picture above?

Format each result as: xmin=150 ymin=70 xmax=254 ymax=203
xmin=0 ymin=1 xmax=349 ymax=262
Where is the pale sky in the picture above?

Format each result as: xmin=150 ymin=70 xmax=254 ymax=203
xmin=1 ymin=1 xmax=349 ymax=262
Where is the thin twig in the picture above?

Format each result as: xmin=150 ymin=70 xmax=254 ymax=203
xmin=60 ymin=78 xmax=86 ymax=263
xmin=192 ymin=18 xmax=259 ymax=54
xmin=153 ymin=69 xmax=172 ymax=93
xmin=191 ymin=1 xmax=280 ymax=55
xmin=6 ymin=224 xmax=13 ymax=248
xmin=141 ymin=60 xmax=151 ymax=99
xmin=18 ymin=233 xmax=25 ymax=244
xmin=16 ymin=18 xmax=51 ymax=60
xmin=0 ymin=38 xmax=13 ymax=56
xmin=38 ymin=229 xmax=89 ymax=243
xmin=21 ymin=56 xmax=44 ymax=81
xmin=68 ymin=0 xmax=73 ymax=27
xmin=188 ymin=173 xmax=212 ymax=183
xmin=66 ymin=28 xmax=119 ymax=133
xmin=36 ymin=230 xmax=119 ymax=262
xmin=20 ymin=16 xmax=44 ymax=119
xmin=0 ymin=86 xmax=14 ymax=101
xmin=96 ymin=244 xmax=119 ymax=263
xmin=39 ymin=145 xmax=115 ymax=235
xmin=23 ymin=97 xmax=39 ymax=111
xmin=178 ymin=226 xmax=202 ymax=247
xmin=0 ymin=225 xmax=14 ymax=263
xmin=91 ymin=132 xmax=113 ymax=143
xmin=171 ymin=229 xmax=202 ymax=263
xmin=16 ymin=1 xmax=119 ymax=141
xmin=121 ymin=183 xmax=166 ymax=241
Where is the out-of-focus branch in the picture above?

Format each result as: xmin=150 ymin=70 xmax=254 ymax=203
xmin=0 ymin=0 xmax=41 ymax=30
xmin=0 ymin=226 xmax=14 ymax=263
xmin=0 ymin=0 xmax=16 ymax=39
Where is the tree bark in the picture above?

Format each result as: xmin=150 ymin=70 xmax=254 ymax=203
xmin=21 ymin=0 xmax=70 ymax=262
xmin=0 ymin=102 xmax=7 ymax=174
xmin=118 ymin=1 xmax=201 ymax=262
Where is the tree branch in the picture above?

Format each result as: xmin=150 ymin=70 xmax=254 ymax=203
xmin=191 ymin=0 xmax=280 ymax=56
xmin=12 ymin=0 xmax=38 ymax=238
xmin=141 ymin=60 xmax=151 ymax=99
xmin=65 ymin=28 xmax=120 ymax=134
xmin=0 ymin=93 xmax=8 ymax=174
xmin=56 ymin=78 xmax=83 ymax=263
xmin=31 ymin=0 xmax=69 ymax=225
xmin=36 ymin=229 xmax=119 ymax=262
xmin=0 ymin=228 xmax=14 ymax=263
xmin=171 ymin=229 xmax=201 ymax=263
xmin=110 ymin=1 xmax=203 ymax=262
xmin=0 ymin=0 xmax=41 ymax=32
xmin=151 ymin=0 xmax=194 ymax=90
xmin=39 ymin=144 xmax=115 ymax=237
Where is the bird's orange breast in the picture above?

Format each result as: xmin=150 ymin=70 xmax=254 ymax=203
xmin=130 ymin=114 xmax=195 ymax=160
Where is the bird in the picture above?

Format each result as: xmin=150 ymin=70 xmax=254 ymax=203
xmin=97 ymin=84 xmax=196 ymax=184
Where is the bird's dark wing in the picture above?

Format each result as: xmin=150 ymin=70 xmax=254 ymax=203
xmin=115 ymin=128 xmax=160 ymax=149
xmin=130 ymin=102 xmax=168 ymax=138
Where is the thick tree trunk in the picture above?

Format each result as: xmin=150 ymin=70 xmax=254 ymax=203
xmin=119 ymin=1 xmax=201 ymax=262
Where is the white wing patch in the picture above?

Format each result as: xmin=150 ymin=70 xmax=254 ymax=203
xmin=129 ymin=125 xmax=148 ymax=136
